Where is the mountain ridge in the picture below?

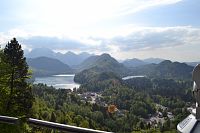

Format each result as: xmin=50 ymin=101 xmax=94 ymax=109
xmin=27 ymin=56 xmax=73 ymax=77
xmin=76 ymin=53 xmax=128 ymax=74
xmin=130 ymin=60 xmax=193 ymax=80
xmin=26 ymin=48 xmax=92 ymax=66
xmin=74 ymin=53 xmax=129 ymax=83
xmin=122 ymin=58 xmax=148 ymax=67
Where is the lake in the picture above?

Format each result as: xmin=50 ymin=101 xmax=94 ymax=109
xmin=34 ymin=74 xmax=80 ymax=90
xmin=122 ymin=75 xmax=146 ymax=80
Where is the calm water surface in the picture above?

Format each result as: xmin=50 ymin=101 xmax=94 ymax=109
xmin=122 ymin=75 xmax=146 ymax=80
xmin=34 ymin=74 xmax=80 ymax=90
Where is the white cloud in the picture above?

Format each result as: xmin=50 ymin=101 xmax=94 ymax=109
xmin=117 ymin=0 xmax=182 ymax=16
xmin=5 ymin=0 xmax=182 ymax=38
xmin=78 ymin=37 xmax=102 ymax=46
xmin=1 ymin=25 xmax=200 ymax=62
xmin=0 ymin=32 xmax=11 ymax=47
xmin=107 ymin=26 xmax=200 ymax=51
xmin=1 ymin=0 xmax=199 ymax=61
xmin=0 ymin=33 xmax=7 ymax=44
xmin=109 ymin=26 xmax=200 ymax=61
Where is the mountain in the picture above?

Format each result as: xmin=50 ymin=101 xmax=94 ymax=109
xmin=57 ymin=51 xmax=92 ymax=67
xmin=185 ymin=62 xmax=200 ymax=67
xmin=74 ymin=53 xmax=128 ymax=83
xmin=143 ymin=58 xmax=165 ymax=64
xmin=27 ymin=57 xmax=73 ymax=77
xmin=76 ymin=55 xmax=99 ymax=71
xmin=26 ymin=48 xmax=55 ymax=58
xmin=123 ymin=58 xmax=148 ymax=67
xmin=76 ymin=53 xmax=128 ymax=73
xmin=130 ymin=60 xmax=193 ymax=80
xmin=121 ymin=57 xmax=165 ymax=68
xmin=26 ymin=48 xmax=92 ymax=66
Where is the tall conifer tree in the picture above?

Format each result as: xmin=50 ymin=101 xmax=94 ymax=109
xmin=3 ymin=38 xmax=33 ymax=116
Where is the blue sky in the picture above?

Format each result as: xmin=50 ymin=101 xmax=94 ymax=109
xmin=0 ymin=0 xmax=200 ymax=61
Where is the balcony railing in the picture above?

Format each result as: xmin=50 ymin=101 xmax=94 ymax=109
xmin=0 ymin=115 xmax=112 ymax=133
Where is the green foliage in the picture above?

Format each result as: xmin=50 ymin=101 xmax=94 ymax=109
xmin=0 ymin=49 xmax=11 ymax=112
xmin=75 ymin=54 xmax=128 ymax=84
xmin=0 ymin=40 xmax=195 ymax=132
xmin=2 ymin=38 xmax=33 ymax=116
xmin=76 ymin=71 xmax=122 ymax=92
xmin=130 ymin=60 xmax=193 ymax=80
xmin=29 ymin=73 xmax=193 ymax=132
xmin=0 ymin=38 xmax=33 ymax=132
xmin=77 ymin=53 xmax=128 ymax=75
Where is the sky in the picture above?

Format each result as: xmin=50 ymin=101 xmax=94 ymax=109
xmin=0 ymin=0 xmax=200 ymax=62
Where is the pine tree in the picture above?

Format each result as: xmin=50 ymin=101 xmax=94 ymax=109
xmin=3 ymin=38 xmax=33 ymax=116
xmin=0 ymin=49 xmax=11 ymax=113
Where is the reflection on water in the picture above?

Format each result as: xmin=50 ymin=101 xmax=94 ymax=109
xmin=122 ymin=75 xmax=146 ymax=80
xmin=34 ymin=74 xmax=80 ymax=90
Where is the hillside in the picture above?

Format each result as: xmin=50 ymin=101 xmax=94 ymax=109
xmin=74 ymin=70 xmax=121 ymax=84
xmin=76 ymin=53 xmax=128 ymax=75
xmin=74 ymin=54 xmax=128 ymax=83
xmin=27 ymin=57 xmax=73 ymax=76
xmin=130 ymin=60 xmax=193 ymax=80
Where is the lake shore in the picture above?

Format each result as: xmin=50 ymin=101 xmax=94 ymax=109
xmin=34 ymin=74 xmax=80 ymax=90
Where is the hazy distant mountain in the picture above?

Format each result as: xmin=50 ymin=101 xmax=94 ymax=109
xmin=121 ymin=57 xmax=165 ymax=68
xmin=185 ymin=62 xmax=200 ymax=67
xmin=57 ymin=51 xmax=92 ymax=67
xmin=26 ymin=48 xmax=55 ymax=58
xmin=143 ymin=58 xmax=165 ymax=64
xmin=123 ymin=58 xmax=148 ymax=67
xmin=26 ymin=48 xmax=92 ymax=66
xmin=27 ymin=57 xmax=73 ymax=77
xmin=130 ymin=60 xmax=193 ymax=80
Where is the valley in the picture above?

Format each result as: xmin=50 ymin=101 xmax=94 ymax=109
xmin=0 ymin=0 xmax=199 ymax=132
xmin=0 ymin=45 xmax=197 ymax=132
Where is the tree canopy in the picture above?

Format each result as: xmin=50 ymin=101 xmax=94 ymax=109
xmin=0 ymin=38 xmax=33 ymax=132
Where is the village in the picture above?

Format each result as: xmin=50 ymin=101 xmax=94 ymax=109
xmin=75 ymin=91 xmax=175 ymax=128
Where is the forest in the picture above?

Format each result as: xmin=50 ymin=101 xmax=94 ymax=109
xmin=0 ymin=38 xmax=195 ymax=133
